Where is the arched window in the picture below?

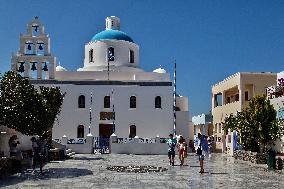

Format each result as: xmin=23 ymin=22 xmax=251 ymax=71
xmin=104 ymin=96 xmax=110 ymax=108
xmin=77 ymin=125 xmax=84 ymax=138
xmin=155 ymin=96 xmax=162 ymax=108
xmin=129 ymin=50 xmax=134 ymax=63
xmin=129 ymin=125 xmax=136 ymax=138
xmin=89 ymin=49 xmax=93 ymax=62
xmin=130 ymin=96 xmax=136 ymax=108
xmin=107 ymin=47 xmax=114 ymax=61
xmin=78 ymin=95 xmax=85 ymax=108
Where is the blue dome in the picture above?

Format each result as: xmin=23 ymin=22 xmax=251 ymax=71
xmin=91 ymin=29 xmax=134 ymax=42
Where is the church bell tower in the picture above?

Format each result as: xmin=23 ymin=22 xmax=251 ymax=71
xmin=11 ymin=16 xmax=56 ymax=79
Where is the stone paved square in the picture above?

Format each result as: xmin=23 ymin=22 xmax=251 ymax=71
xmin=0 ymin=154 xmax=283 ymax=189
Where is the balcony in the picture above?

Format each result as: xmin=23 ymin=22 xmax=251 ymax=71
xmin=212 ymin=101 xmax=241 ymax=123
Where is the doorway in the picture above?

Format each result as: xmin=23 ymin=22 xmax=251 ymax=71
xmin=99 ymin=124 xmax=113 ymax=138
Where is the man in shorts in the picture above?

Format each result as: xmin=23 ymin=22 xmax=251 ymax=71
xmin=195 ymin=133 xmax=208 ymax=173
xmin=167 ymin=134 xmax=176 ymax=166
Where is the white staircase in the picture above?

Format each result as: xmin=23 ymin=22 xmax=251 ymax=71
xmin=65 ymin=148 xmax=76 ymax=158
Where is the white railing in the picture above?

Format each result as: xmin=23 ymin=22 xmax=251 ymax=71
xmin=67 ymin=138 xmax=86 ymax=144
xmin=116 ymin=137 xmax=168 ymax=144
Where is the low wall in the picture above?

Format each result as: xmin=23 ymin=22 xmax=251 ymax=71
xmin=55 ymin=135 xmax=94 ymax=154
xmin=0 ymin=126 xmax=34 ymax=157
xmin=110 ymin=136 xmax=171 ymax=155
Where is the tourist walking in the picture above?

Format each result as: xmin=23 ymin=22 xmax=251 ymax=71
xmin=177 ymin=135 xmax=186 ymax=166
xmin=208 ymin=136 xmax=213 ymax=159
xmin=195 ymin=133 xmax=208 ymax=173
xmin=167 ymin=134 xmax=176 ymax=166
xmin=8 ymin=135 xmax=22 ymax=173
xmin=31 ymin=137 xmax=43 ymax=174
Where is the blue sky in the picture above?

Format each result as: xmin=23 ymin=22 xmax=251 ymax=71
xmin=0 ymin=0 xmax=284 ymax=116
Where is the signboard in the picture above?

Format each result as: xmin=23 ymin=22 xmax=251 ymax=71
xmin=100 ymin=112 xmax=115 ymax=120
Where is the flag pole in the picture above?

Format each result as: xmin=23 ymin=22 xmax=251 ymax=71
xmin=173 ymin=60 xmax=177 ymax=136
xmin=112 ymin=89 xmax=115 ymax=133
xmin=89 ymin=92 xmax=93 ymax=134
xmin=107 ymin=59 xmax=110 ymax=81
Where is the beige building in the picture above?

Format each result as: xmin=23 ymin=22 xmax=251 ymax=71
xmin=212 ymin=72 xmax=276 ymax=154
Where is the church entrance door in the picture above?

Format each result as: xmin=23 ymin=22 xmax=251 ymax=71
xmin=94 ymin=124 xmax=113 ymax=154
xmin=99 ymin=124 xmax=113 ymax=138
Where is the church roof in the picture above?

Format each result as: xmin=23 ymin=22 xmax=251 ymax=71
xmin=91 ymin=29 xmax=133 ymax=43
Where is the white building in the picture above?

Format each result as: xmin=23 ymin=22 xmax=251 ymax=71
xmin=266 ymin=71 xmax=284 ymax=153
xmin=192 ymin=113 xmax=213 ymax=137
xmin=9 ymin=16 xmax=191 ymax=145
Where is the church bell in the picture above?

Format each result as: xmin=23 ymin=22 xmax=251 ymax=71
xmin=18 ymin=62 xmax=24 ymax=73
xmin=42 ymin=62 xmax=48 ymax=71
xmin=39 ymin=44 xmax=43 ymax=50
xmin=27 ymin=44 xmax=31 ymax=50
xmin=31 ymin=62 xmax=37 ymax=71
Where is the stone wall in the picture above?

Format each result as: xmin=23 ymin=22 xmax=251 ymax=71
xmin=233 ymin=150 xmax=266 ymax=164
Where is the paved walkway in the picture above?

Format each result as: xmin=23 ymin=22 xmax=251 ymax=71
xmin=0 ymin=153 xmax=283 ymax=189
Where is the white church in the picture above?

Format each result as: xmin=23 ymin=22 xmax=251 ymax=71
xmin=10 ymin=16 xmax=192 ymax=143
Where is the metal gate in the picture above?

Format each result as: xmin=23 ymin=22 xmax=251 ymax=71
xmin=94 ymin=137 xmax=110 ymax=154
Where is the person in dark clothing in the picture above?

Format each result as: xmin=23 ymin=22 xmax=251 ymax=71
xmin=8 ymin=135 xmax=20 ymax=157
xmin=31 ymin=137 xmax=43 ymax=174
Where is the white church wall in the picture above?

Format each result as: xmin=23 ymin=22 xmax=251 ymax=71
xmin=40 ymin=83 xmax=174 ymax=139
xmin=55 ymin=71 xmax=170 ymax=81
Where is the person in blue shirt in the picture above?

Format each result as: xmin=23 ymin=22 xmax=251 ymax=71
xmin=167 ymin=134 xmax=177 ymax=166
xmin=194 ymin=133 xmax=208 ymax=173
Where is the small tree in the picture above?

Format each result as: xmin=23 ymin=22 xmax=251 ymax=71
xmin=224 ymin=95 xmax=281 ymax=152
xmin=0 ymin=71 xmax=65 ymax=139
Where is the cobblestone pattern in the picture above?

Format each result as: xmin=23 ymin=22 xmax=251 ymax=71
xmin=0 ymin=154 xmax=284 ymax=189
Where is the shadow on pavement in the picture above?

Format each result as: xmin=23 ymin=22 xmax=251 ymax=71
xmin=73 ymin=157 xmax=103 ymax=161
xmin=210 ymin=172 xmax=228 ymax=175
xmin=0 ymin=168 xmax=93 ymax=188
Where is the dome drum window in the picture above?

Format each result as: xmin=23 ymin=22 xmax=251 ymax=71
xmin=89 ymin=49 xmax=93 ymax=62
xmin=129 ymin=50 xmax=134 ymax=63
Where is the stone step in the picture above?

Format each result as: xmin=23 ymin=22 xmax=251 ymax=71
xmin=65 ymin=149 xmax=72 ymax=154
